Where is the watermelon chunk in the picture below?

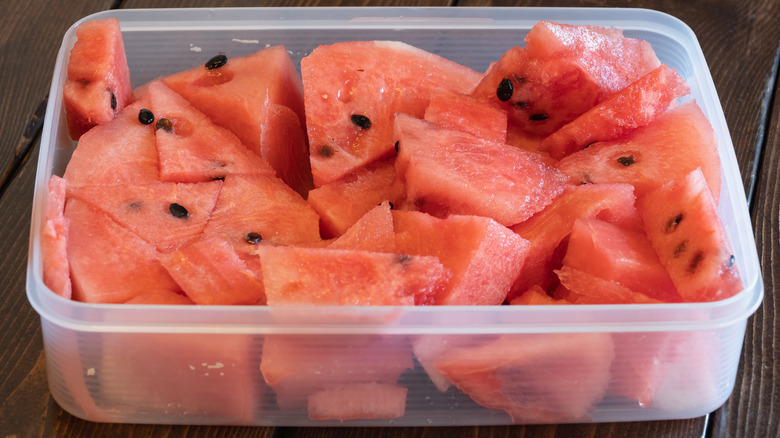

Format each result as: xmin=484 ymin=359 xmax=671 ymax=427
xmin=308 ymin=382 xmax=407 ymax=421
xmin=554 ymin=266 xmax=665 ymax=305
xmin=63 ymin=17 xmax=133 ymax=140
xmin=40 ymin=175 xmax=72 ymax=299
xmin=424 ymin=87 xmax=508 ymax=144
xmin=471 ymin=21 xmax=660 ymax=137
xmin=637 ymin=169 xmax=742 ymax=302
xmin=394 ymin=114 xmax=568 ymax=227
xmin=302 ymin=40 xmax=482 ymax=186
xmin=327 ymin=202 xmax=397 ymax=253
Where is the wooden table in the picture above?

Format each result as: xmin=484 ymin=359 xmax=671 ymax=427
xmin=1 ymin=1 xmax=777 ymax=437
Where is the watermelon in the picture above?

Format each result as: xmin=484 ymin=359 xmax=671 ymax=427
xmin=302 ymin=40 xmax=482 ymax=186
xmin=554 ymin=266 xmax=665 ymax=305
xmin=423 ymin=87 xmax=508 ymax=144
xmin=509 ymin=285 xmax=567 ymax=305
xmin=124 ymin=290 xmax=195 ymax=305
xmin=540 ymin=64 xmax=690 ymax=160
xmin=308 ymin=382 xmax=407 ymax=421
xmin=327 ymin=202 xmax=397 ymax=253
xmin=394 ymin=114 xmax=569 ymax=227
xmin=637 ymin=169 xmax=742 ymax=302
xmin=63 ymin=17 xmax=133 ymax=140
xmin=40 ymin=175 xmax=71 ymax=299
xmin=393 ymin=210 xmax=530 ymax=305
xmin=556 ymin=101 xmax=722 ymax=203
xmin=471 ymin=21 xmax=660 ymax=137
xmin=162 ymin=45 xmax=312 ymax=197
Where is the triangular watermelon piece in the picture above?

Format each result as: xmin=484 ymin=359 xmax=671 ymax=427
xmin=302 ymin=40 xmax=482 ymax=186
xmin=40 ymin=175 xmax=71 ymax=299
xmin=327 ymin=202 xmax=396 ymax=253
xmin=147 ymin=80 xmax=277 ymax=182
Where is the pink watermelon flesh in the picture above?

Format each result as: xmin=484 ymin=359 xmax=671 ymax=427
xmin=67 ymin=180 xmax=222 ymax=254
xmin=554 ymin=266 xmax=664 ymax=305
xmin=434 ymin=333 xmax=614 ymax=423
xmin=63 ymin=98 xmax=159 ymax=187
xmin=261 ymin=334 xmax=413 ymax=409
xmin=307 ymin=158 xmax=405 ymax=238
xmin=637 ymin=168 xmax=742 ymax=302
xmin=162 ymin=45 xmax=312 ymax=197
xmin=471 ymin=21 xmax=660 ymax=137
xmin=508 ymin=183 xmax=638 ymax=300
xmin=308 ymin=382 xmax=407 ymax=421
xmin=258 ymin=245 xmax=450 ymax=306
xmin=41 ymin=175 xmax=72 ymax=299
xmin=541 ymin=64 xmax=690 ymax=160
xmin=394 ymin=114 xmax=568 ymax=227
xmin=159 ymin=235 xmax=266 ymax=305
xmin=561 ymin=218 xmax=682 ymax=303
xmin=63 ymin=17 xmax=133 ymax=140
xmin=327 ymin=202 xmax=397 ymax=253
xmin=65 ymin=197 xmax=180 ymax=303
xmin=147 ymin=80 xmax=278 ymax=183
xmin=393 ymin=210 xmax=531 ymax=305
xmin=424 ymin=87 xmax=508 ymax=144
xmin=556 ymin=101 xmax=722 ymax=204
xmin=302 ymin=40 xmax=482 ymax=186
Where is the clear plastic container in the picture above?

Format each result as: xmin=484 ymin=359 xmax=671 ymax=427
xmin=27 ymin=7 xmax=763 ymax=426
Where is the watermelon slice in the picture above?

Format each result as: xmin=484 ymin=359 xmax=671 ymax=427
xmin=393 ymin=210 xmax=531 ymax=305
xmin=302 ymin=40 xmax=482 ymax=186
xmin=637 ymin=169 xmax=742 ymax=302
xmin=308 ymin=382 xmax=407 ymax=421
xmin=41 ymin=175 xmax=71 ymax=299
xmin=423 ymin=87 xmax=508 ymax=144
xmin=162 ymin=45 xmax=312 ymax=197
xmin=556 ymin=101 xmax=722 ymax=203
xmin=471 ymin=21 xmax=660 ymax=137
xmin=394 ymin=114 xmax=568 ymax=227
xmin=146 ymin=80 xmax=277 ymax=182
xmin=327 ymin=202 xmax=397 ymax=253
xmin=63 ymin=17 xmax=133 ymax=140
xmin=540 ymin=64 xmax=690 ymax=160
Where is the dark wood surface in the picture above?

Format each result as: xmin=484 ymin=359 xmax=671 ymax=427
xmin=1 ymin=0 xmax=777 ymax=437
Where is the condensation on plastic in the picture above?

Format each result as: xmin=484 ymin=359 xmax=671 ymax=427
xmin=27 ymin=7 xmax=763 ymax=426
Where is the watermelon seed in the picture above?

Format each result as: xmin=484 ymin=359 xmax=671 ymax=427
xmin=688 ymin=251 xmax=705 ymax=273
xmin=728 ymin=254 xmax=736 ymax=268
xmin=138 ymin=109 xmax=155 ymax=125
xmin=673 ymin=240 xmax=688 ymax=257
xmin=156 ymin=117 xmax=173 ymax=132
xmin=530 ymin=113 xmax=549 ymax=121
xmin=168 ymin=203 xmax=189 ymax=219
xmin=110 ymin=92 xmax=117 ymax=110
xmin=388 ymin=202 xmax=394 ymax=210
xmin=128 ymin=201 xmax=143 ymax=210
xmin=205 ymin=54 xmax=228 ymax=69
xmin=496 ymin=78 xmax=513 ymax=102
xmin=617 ymin=155 xmax=635 ymax=166
xmin=351 ymin=114 xmax=372 ymax=129
xmin=318 ymin=145 xmax=335 ymax=158
xmin=245 ymin=232 xmax=263 ymax=244
xmin=666 ymin=213 xmax=683 ymax=232
xmin=395 ymin=254 xmax=412 ymax=265
xmin=515 ymin=101 xmax=529 ymax=109
xmin=394 ymin=141 xmax=400 ymax=153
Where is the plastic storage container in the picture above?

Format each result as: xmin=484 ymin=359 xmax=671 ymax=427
xmin=27 ymin=7 xmax=763 ymax=426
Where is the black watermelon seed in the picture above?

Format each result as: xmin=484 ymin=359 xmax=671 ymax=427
xmin=156 ymin=117 xmax=173 ymax=132
xmin=388 ymin=201 xmax=394 ymax=210
xmin=530 ymin=113 xmax=549 ymax=121
xmin=394 ymin=141 xmax=400 ymax=153
xmin=496 ymin=78 xmax=513 ymax=102
xmin=727 ymin=254 xmax=736 ymax=268
xmin=688 ymin=251 xmax=705 ymax=273
xmin=245 ymin=232 xmax=263 ymax=244
xmin=666 ymin=213 xmax=683 ymax=232
xmin=396 ymin=254 xmax=412 ymax=265
xmin=205 ymin=54 xmax=228 ymax=69
xmin=138 ymin=108 xmax=155 ymax=125
xmin=617 ymin=155 xmax=635 ymax=166
xmin=351 ymin=114 xmax=372 ymax=129
xmin=673 ymin=240 xmax=688 ymax=257
xmin=169 ymin=203 xmax=189 ymax=219
xmin=128 ymin=201 xmax=143 ymax=210
xmin=110 ymin=92 xmax=117 ymax=110
xmin=318 ymin=145 xmax=335 ymax=158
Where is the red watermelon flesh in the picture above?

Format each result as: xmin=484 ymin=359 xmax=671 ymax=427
xmin=65 ymin=197 xmax=180 ymax=303
xmin=393 ymin=210 xmax=531 ymax=305
xmin=63 ymin=17 xmax=133 ymax=140
xmin=67 ymin=180 xmax=222 ymax=254
xmin=162 ymin=45 xmax=312 ymax=196
xmin=541 ymin=64 xmax=690 ymax=160
xmin=394 ymin=114 xmax=568 ymax=227
xmin=554 ymin=266 xmax=665 ymax=305
xmin=41 ymin=175 xmax=72 ymax=299
xmin=508 ymin=183 xmax=638 ymax=300
xmin=308 ymin=382 xmax=407 ymax=421
xmin=433 ymin=333 xmax=614 ymax=423
xmin=562 ymin=218 xmax=682 ymax=302
xmin=556 ymin=101 xmax=722 ymax=204
xmin=159 ymin=235 xmax=266 ymax=305
xmin=201 ymin=174 xmax=322 ymax=256
xmin=471 ymin=21 xmax=660 ymax=137
xmin=637 ymin=169 xmax=742 ymax=302
xmin=424 ymin=87 xmax=508 ymax=144
xmin=258 ymin=245 xmax=450 ymax=306
xmin=261 ymin=334 xmax=413 ymax=409
xmin=147 ymin=80 xmax=277 ymax=183
xmin=307 ymin=158 xmax=405 ymax=238
xmin=327 ymin=202 xmax=396 ymax=253
xmin=64 ymin=98 xmax=159 ymax=187
xmin=302 ymin=40 xmax=482 ymax=186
